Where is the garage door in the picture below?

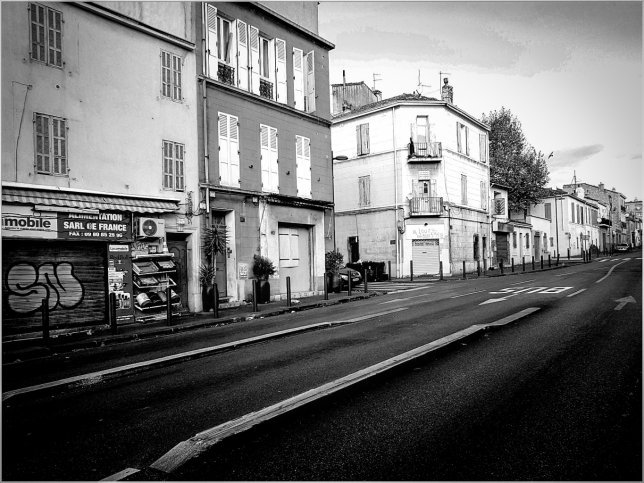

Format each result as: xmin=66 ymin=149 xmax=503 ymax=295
xmin=412 ymin=239 xmax=440 ymax=275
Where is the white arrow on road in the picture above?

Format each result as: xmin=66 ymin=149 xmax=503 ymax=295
xmin=614 ymin=296 xmax=636 ymax=311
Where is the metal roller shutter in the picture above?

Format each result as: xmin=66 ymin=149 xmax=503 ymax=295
xmin=412 ymin=239 xmax=440 ymax=275
xmin=2 ymin=240 xmax=106 ymax=336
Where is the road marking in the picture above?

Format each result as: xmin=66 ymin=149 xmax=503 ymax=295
xmin=101 ymin=468 xmax=140 ymax=481
xmin=509 ymin=279 xmax=536 ymax=285
xmin=450 ymin=290 xmax=486 ymax=299
xmin=2 ymin=308 xmax=407 ymax=402
xmin=614 ymin=296 xmax=636 ymax=311
xmin=566 ymin=289 xmax=587 ymax=298
xmin=388 ymin=285 xmax=433 ymax=294
xmin=555 ymin=272 xmax=574 ymax=277
xmin=379 ymin=293 xmax=432 ymax=304
xmin=598 ymin=259 xmax=608 ymax=263
xmin=595 ymin=260 xmax=630 ymax=284
xmin=145 ymin=307 xmax=541 ymax=476
xmin=481 ymin=286 xmax=572 ymax=305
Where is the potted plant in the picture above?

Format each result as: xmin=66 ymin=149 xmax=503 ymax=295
xmin=325 ymin=249 xmax=344 ymax=293
xmin=201 ymin=223 xmax=228 ymax=311
xmin=252 ymin=254 xmax=276 ymax=304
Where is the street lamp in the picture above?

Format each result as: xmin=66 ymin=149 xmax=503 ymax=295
xmin=330 ymin=152 xmax=349 ymax=250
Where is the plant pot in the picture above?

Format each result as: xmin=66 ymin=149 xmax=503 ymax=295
xmin=201 ymin=285 xmax=213 ymax=311
xmin=326 ymin=272 xmax=342 ymax=293
xmin=257 ymin=280 xmax=271 ymax=304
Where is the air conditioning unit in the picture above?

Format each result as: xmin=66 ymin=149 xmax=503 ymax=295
xmin=137 ymin=217 xmax=165 ymax=238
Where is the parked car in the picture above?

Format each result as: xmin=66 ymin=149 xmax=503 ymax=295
xmin=615 ymin=243 xmax=630 ymax=252
xmin=338 ymin=266 xmax=362 ymax=289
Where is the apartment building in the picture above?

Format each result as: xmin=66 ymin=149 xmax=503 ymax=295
xmin=196 ymin=2 xmax=335 ymax=302
xmin=1 ymin=2 xmax=200 ymax=335
xmin=331 ymin=79 xmax=491 ymax=277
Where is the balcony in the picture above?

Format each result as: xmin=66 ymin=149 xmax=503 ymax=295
xmin=410 ymin=196 xmax=443 ymax=216
xmin=598 ymin=217 xmax=612 ymax=227
xmin=408 ymin=142 xmax=442 ymax=162
xmin=217 ymin=63 xmax=235 ymax=86
xmin=259 ymin=79 xmax=274 ymax=100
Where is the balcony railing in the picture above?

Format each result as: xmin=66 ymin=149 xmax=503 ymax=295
xmin=218 ymin=63 xmax=235 ymax=86
xmin=598 ymin=217 xmax=612 ymax=227
xmin=260 ymin=79 xmax=274 ymax=100
xmin=410 ymin=196 xmax=443 ymax=216
xmin=408 ymin=141 xmax=442 ymax=161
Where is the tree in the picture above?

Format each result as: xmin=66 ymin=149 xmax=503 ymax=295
xmin=481 ymin=107 xmax=550 ymax=212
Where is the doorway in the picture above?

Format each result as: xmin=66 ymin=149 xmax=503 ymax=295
xmin=348 ymin=236 xmax=359 ymax=263
xmin=166 ymin=233 xmax=189 ymax=312
xmin=212 ymin=213 xmax=228 ymax=298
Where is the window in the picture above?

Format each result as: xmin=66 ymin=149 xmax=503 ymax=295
xmin=217 ymin=16 xmax=232 ymax=63
xmin=296 ymin=135 xmax=311 ymax=199
xmin=479 ymin=133 xmax=487 ymax=162
xmin=457 ymin=122 xmax=469 ymax=156
xmin=513 ymin=232 xmax=517 ymax=248
xmin=162 ymin=140 xmax=185 ymax=191
xmin=494 ymin=197 xmax=506 ymax=215
xmin=480 ymin=181 xmax=487 ymax=209
xmin=293 ymin=48 xmax=315 ymax=112
xmin=356 ymin=123 xmax=370 ymax=156
xmin=473 ymin=234 xmax=480 ymax=260
xmin=544 ymin=203 xmax=552 ymax=220
xmin=526 ymin=233 xmax=530 ymax=249
xmin=260 ymin=124 xmax=279 ymax=193
xmin=161 ymin=51 xmax=182 ymax=101
xmin=550 ymin=237 xmax=554 ymax=247
xmin=30 ymin=3 xmax=62 ymax=67
xmin=358 ymin=175 xmax=370 ymax=207
xmin=275 ymin=38 xmax=287 ymax=104
xmin=205 ymin=6 xmax=235 ymax=85
xmin=571 ymin=202 xmax=575 ymax=223
xmin=415 ymin=116 xmax=429 ymax=144
xmin=417 ymin=179 xmax=436 ymax=197
xmin=279 ymin=226 xmax=300 ymax=268
xmin=461 ymin=174 xmax=468 ymax=205
xmin=34 ymin=113 xmax=67 ymax=175
xmin=218 ymin=113 xmax=240 ymax=188
xmin=259 ymin=37 xmax=270 ymax=78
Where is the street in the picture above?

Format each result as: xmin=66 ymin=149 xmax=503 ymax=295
xmin=2 ymin=255 xmax=641 ymax=481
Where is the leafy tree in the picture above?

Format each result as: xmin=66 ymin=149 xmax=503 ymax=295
xmin=482 ymin=107 xmax=550 ymax=212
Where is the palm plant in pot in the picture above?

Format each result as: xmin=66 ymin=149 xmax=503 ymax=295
xmin=252 ymin=254 xmax=276 ymax=304
xmin=325 ymin=249 xmax=344 ymax=293
xmin=201 ymin=223 xmax=228 ymax=311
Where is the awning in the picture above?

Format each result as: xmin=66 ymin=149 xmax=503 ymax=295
xmin=493 ymin=221 xmax=514 ymax=233
xmin=2 ymin=187 xmax=179 ymax=214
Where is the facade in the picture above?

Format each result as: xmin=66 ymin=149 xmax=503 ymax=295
xmin=563 ymin=182 xmax=627 ymax=249
xmin=331 ymin=80 xmax=491 ymax=277
xmin=331 ymin=79 xmax=380 ymax=116
xmin=489 ymin=183 xmax=512 ymax=267
xmin=196 ymin=2 xmax=335 ymax=303
xmin=625 ymin=199 xmax=642 ymax=247
xmin=2 ymin=2 xmax=201 ymax=336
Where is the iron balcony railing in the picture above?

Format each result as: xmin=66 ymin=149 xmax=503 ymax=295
xmin=408 ymin=141 xmax=442 ymax=161
xmin=410 ymin=196 xmax=443 ymax=216
xmin=259 ymin=79 xmax=274 ymax=100
xmin=218 ymin=63 xmax=235 ymax=86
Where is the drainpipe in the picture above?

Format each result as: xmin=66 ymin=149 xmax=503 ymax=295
xmin=392 ymin=106 xmax=399 ymax=277
xmin=200 ymin=9 xmax=212 ymax=227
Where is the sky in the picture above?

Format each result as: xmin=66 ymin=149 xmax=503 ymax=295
xmin=318 ymin=1 xmax=642 ymax=201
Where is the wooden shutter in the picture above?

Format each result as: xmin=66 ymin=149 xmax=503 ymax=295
xmin=480 ymin=181 xmax=486 ymax=209
xmin=296 ymin=136 xmax=311 ymax=199
xmin=48 ymin=8 xmax=62 ymax=67
xmin=461 ymin=174 xmax=467 ymax=204
xmin=229 ymin=115 xmax=240 ymax=187
xmin=30 ymin=3 xmax=46 ymax=62
xmin=479 ymin=133 xmax=487 ymax=162
xmin=305 ymin=50 xmax=315 ymax=112
xmin=218 ymin=113 xmax=230 ymax=185
xmin=249 ymin=25 xmax=260 ymax=94
xmin=163 ymin=141 xmax=174 ymax=189
xmin=275 ymin=38 xmax=287 ymax=103
xmin=206 ymin=5 xmax=218 ymax=78
xmin=269 ymin=127 xmax=279 ymax=192
xmin=236 ymin=20 xmax=249 ymax=90
xmin=465 ymin=126 xmax=470 ymax=156
xmin=52 ymin=117 xmax=66 ymax=175
xmin=34 ymin=113 xmax=50 ymax=173
xmin=456 ymin=123 xmax=462 ymax=153
xmin=293 ymin=48 xmax=304 ymax=109
xmin=175 ymin=143 xmax=185 ymax=191
xmin=268 ymin=38 xmax=276 ymax=100
xmin=260 ymin=125 xmax=270 ymax=190
xmin=430 ymin=179 xmax=437 ymax=197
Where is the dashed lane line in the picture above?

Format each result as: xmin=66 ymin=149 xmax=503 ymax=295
xmin=2 ymin=308 xmax=408 ymax=402
xmin=509 ymin=279 xmax=536 ymax=285
xmin=596 ymin=259 xmax=630 ymax=284
xmin=567 ymin=289 xmax=587 ymax=298
xmin=450 ymin=290 xmax=486 ymax=299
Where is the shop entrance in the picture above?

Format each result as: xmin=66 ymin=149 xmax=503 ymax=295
xmin=412 ymin=239 xmax=440 ymax=275
xmin=166 ymin=233 xmax=189 ymax=312
xmin=212 ymin=213 xmax=228 ymax=298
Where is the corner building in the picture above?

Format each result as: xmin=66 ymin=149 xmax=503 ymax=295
xmin=196 ymin=3 xmax=335 ymax=303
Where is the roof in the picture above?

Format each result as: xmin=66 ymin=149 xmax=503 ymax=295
xmin=331 ymin=82 xmax=370 ymax=88
xmin=332 ymin=92 xmax=489 ymax=130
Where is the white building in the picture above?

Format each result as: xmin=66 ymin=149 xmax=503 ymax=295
xmin=331 ymin=79 xmax=491 ymax=277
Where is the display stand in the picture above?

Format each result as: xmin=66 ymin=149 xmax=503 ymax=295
xmin=132 ymin=253 xmax=181 ymax=321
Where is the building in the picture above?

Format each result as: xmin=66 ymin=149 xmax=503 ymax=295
xmin=563 ymin=182 xmax=627 ymax=249
xmin=331 ymin=79 xmax=491 ymax=277
xmin=196 ymin=2 xmax=335 ymax=303
xmin=625 ymin=199 xmax=642 ymax=247
xmin=331 ymin=75 xmax=380 ymax=116
xmin=2 ymin=2 xmax=200 ymax=336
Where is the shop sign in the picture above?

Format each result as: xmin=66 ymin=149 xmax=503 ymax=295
xmin=59 ymin=211 xmax=132 ymax=240
xmin=238 ymin=262 xmax=248 ymax=279
xmin=2 ymin=205 xmax=58 ymax=239
xmin=410 ymin=225 xmax=444 ymax=240
xmin=108 ymin=244 xmax=134 ymax=323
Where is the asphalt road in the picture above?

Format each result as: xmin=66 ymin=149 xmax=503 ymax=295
xmin=2 ymin=253 xmax=641 ymax=480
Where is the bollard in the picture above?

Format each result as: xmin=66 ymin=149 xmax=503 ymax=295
xmin=439 ymin=261 xmax=444 ymax=280
xmin=462 ymin=260 xmax=467 ymax=280
xmin=500 ymin=260 xmax=504 ymax=275
xmin=540 ymin=255 xmax=543 ymax=270
xmin=410 ymin=260 xmax=414 ymax=282
xmin=588 ymin=249 xmax=591 ymax=262
xmin=252 ymin=280 xmax=258 ymax=312
xmin=532 ymin=256 xmax=535 ymax=270
xmin=323 ymin=272 xmax=329 ymax=300
xmin=556 ymin=254 xmax=560 ymax=266
xmin=213 ymin=283 xmax=219 ymax=318
xmin=109 ymin=292 xmax=118 ymax=335
xmin=567 ymin=248 xmax=570 ymax=260
xmin=477 ymin=260 xmax=481 ymax=277
xmin=42 ymin=298 xmax=50 ymax=344
xmin=388 ymin=261 xmax=392 ymax=281
xmin=363 ymin=269 xmax=368 ymax=294
xmin=483 ymin=258 xmax=487 ymax=276
xmin=548 ymin=254 xmax=551 ymax=268
xmin=511 ymin=258 xmax=515 ymax=273
xmin=286 ymin=276 xmax=292 ymax=307
xmin=347 ymin=271 xmax=352 ymax=296
xmin=166 ymin=286 xmax=172 ymax=325
xmin=522 ymin=256 xmax=526 ymax=272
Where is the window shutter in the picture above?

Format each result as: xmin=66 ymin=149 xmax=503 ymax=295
xmin=163 ymin=141 xmax=174 ymax=189
xmin=361 ymin=124 xmax=369 ymax=155
xmin=356 ymin=125 xmax=361 ymax=156
xmin=269 ymin=127 xmax=279 ymax=192
xmin=48 ymin=8 xmax=62 ymax=67
xmin=260 ymin=125 xmax=270 ymax=190
xmin=268 ymin=38 xmax=276 ymax=100
xmin=173 ymin=54 xmax=182 ymax=100
xmin=456 ymin=123 xmax=462 ymax=153
xmin=465 ymin=126 xmax=470 ymax=156
xmin=479 ymin=133 xmax=487 ymax=162
xmin=229 ymin=115 xmax=240 ymax=187
xmin=293 ymin=48 xmax=304 ymax=109
xmin=175 ymin=143 xmax=185 ymax=191
xmin=206 ymin=5 xmax=218 ymax=78
xmin=305 ymin=51 xmax=315 ymax=112
xmin=430 ymin=179 xmax=437 ymax=198
xmin=30 ymin=4 xmax=46 ymax=62
xmin=235 ymin=20 xmax=249 ymax=90
xmin=34 ymin=113 xmax=49 ymax=173
xmin=52 ymin=117 xmax=66 ymax=175
xmin=275 ymin=39 xmax=287 ymax=104
xmin=296 ymin=136 xmax=311 ymax=199
xmin=249 ymin=25 xmax=260 ymax=94
xmin=218 ymin=113 xmax=230 ymax=185
xmin=480 ymin=181 xmax=486 ymax=209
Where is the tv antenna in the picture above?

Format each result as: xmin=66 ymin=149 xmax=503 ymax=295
xmin=372 ymin=73 xmax=381 ymax=91
xmin=439 ymin=71 xmax=452 ymax=90
xmin=415 ymin=69 xmax=432 ymax=96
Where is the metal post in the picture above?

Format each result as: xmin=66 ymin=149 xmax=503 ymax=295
xmin=483 ymin=258 xmax=487 ymax=276
xmin=477 ymin=260 xmax=481 ymax=277
xmin=462 ymin=260 xmax=466 ymax=279
xmin=540 ymin=255 xmax=543 ymax=270
xmin=500 ymin=260 xmax=504 ymax=275
xmin=252 ymin=280 xmax=258 ymax=312
xmin=556 ymin=254 xmax=560 ymax=266
xmin=287 ymin=276 xmax=292 ymax=307
xmin=363 ymin=269 xmax=368 ymax=293
xmin=109 ymin=292 xmax=118 ymax=335
xmin=388 ymin=260 xmax=392 ymax=281
xmin=532 ymin=256 xmax=535 ymax=270
xmin=548 ymin=254 xmax=551 ymax=267
xmin=213 ymin=283 xmax=219 ymax=318
xmin=567 ymin=248 xmax=570 ymax=260
xmin=42 ymin=298 xmax=50 ymax=344
xmin=522 ymin=256 xmax=525 ymax=272
xmin=347 ymin=271 xmax=352 ymax=296
xmin=166 ymin=286 xmax=172 ymax=325
xmin=511 ymin=258 xmax=515 ymax=273
xmin=323 ymin=272 xmax=329 ymax=300
xmin=439 ymin=261 xmax=444 ymax=280
xmin=410 ymin=260 xmax=414 ymax=282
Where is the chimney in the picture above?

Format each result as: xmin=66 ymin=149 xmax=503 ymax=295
xmin=373 ymin=89 xmax=382 ymax=102
xmin=441 ymin=77 xmax=453 ymax=104
xmin=598 ymin=182 xmax=604 ymax=191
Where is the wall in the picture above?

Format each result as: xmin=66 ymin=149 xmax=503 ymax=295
xmin=258 ymin=1 xmax=319 ymax=34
